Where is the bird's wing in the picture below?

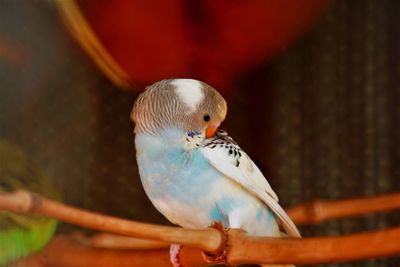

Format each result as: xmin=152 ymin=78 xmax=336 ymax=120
xmin=200 ymin=130 xmax=301 ymax=238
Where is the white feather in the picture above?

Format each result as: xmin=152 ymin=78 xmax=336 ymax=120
xmin=171 ymin=79 xmax=204 ymax=112
xmin=200 ymin=144 xmax=301 ymax=238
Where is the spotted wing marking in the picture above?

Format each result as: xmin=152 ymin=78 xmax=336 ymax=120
xmin=200 ymin=129 xmax=301 ymax=238
xmin=203 ymin=130 xmax=242 ymax=167
xmin=203 ymin=130 xmax=258 ymax=178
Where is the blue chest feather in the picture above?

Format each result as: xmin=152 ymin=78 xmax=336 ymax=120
xmin=135 ymin=129 xmax=279 ymax=235
xmin=135 ymin=130 xmax=220 ymax=202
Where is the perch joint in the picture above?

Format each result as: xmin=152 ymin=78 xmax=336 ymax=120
xmin=202 ymin=221 xmax=229 ymax=264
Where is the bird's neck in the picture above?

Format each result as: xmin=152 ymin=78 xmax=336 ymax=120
xmin=135 ymin=128 xmax=186 ymax=156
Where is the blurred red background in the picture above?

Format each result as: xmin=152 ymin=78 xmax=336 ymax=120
xmin=63 ymin=0 xmax=330 ymax=91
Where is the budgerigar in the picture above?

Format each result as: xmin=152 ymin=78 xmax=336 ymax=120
xmin=0 ymin=141 xmax=60 ymax=266
xmin=132 ymin=79 xmax=301 ymax=266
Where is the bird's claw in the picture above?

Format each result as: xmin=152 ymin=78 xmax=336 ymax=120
xmin=170 ymin=243 xmax=183 ymax=267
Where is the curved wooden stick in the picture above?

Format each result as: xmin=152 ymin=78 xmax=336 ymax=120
xmin=2 ymin=190 xmax=400 ymax=265
xmin=89 ymin=233 xmax=170 ymax=250
xmin=0 ymin=190 xmax=222 ymax=253
xmin=89 ymin=192 xmax=400 ymax=250
xmin=15 ymin=227 xmax=400 ymax=267
xmin=287 ymin=192 xmax=400 ymax=225
xmin=226 ymin=228 xmax=400 ymax=265
xmin=55 ymin=0 xmax=132 ymax=89
xmin=18 ymin=234 xmax=176 ymax=267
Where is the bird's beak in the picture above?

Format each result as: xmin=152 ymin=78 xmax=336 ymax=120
xmin=205 ymin=123 xmax=220 ymax=138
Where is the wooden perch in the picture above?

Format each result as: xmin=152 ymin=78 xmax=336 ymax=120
xmin=89 ymin=192 xmax=400 ymax=250
xmin=16 ymin=234 xmax=176 ymax=267
xmin=226 ymin=227 xmax=400 ymax=265
xmin=1 ymin=190 xmax=400 ymax=266
xmin=0 ymin=190 xmax=222 ymax=253
xmin=89 ymin=233 xmax=170 ymax=250
xmin=14 ymin=227 xmax=400 ymax=266
xmin=286 ymin=192 xmax=400 ymax=225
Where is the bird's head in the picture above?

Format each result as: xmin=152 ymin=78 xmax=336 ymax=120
xmin=131 ymin=79 xmax=227 ymax=140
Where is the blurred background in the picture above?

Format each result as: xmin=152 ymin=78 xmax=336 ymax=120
xmin=0 ymin=0 xmax=399 ymax=266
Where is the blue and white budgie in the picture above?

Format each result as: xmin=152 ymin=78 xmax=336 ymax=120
xmin=132 ymin=79 xmax=301 ymax=267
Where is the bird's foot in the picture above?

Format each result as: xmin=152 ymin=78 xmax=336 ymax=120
xmin=170 ymin=243 xmax=183 ymax=267
xmin=202 ymin=221 xmax=229 ymax=264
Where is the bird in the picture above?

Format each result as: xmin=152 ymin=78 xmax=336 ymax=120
xmin=0 ymin=141 xmax=60 ymax=266
xmin=131 ymin=79 xmax=301 ymax=267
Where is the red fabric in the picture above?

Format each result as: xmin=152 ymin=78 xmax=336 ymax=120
xmin=78 ymin=0 xmax=330 ymax=91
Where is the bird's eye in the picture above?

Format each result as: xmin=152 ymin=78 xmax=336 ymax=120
xmin=203 ymin=114 xmax=210 ymax=122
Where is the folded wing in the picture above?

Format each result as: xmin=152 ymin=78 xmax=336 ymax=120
xmin=200 ymin=130 xmax=301 ymax=238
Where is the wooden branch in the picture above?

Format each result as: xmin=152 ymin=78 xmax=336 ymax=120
xmin=286 ymin=192 xmax=400 ymax=225
xmin=2 ymin=190 xmax=400 ymax=266
xmin=14 ymin=227 xmax=400 ymax=266
xmin=0 ymin=190 xmax=222 ymax=253
xmin=226 ymin=227 xmax=400 ymax=265
xmin=89 ymin=233 xmax=170 ymax=250
xmin=55 ymin=0 xmax=132 ymax=89
xmin=16 ymin=234 xmax=179 ymax=267
xmin=79 ymin=192 xmax=400 ymax=251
